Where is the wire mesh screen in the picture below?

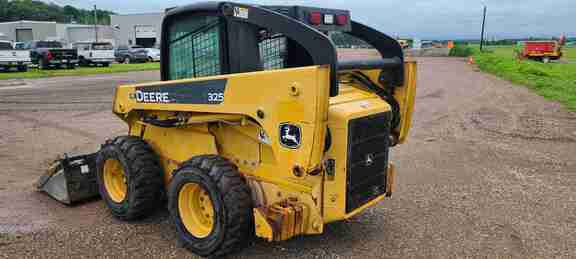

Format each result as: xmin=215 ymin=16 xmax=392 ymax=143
xmin=259 ymin=33 xmax=287 ymax=70
xmin=168 ymin=16 xmax=221 ymax=80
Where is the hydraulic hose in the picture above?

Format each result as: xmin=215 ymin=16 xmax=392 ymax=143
xmin=348 ymin=71 xmax=402 ymax=131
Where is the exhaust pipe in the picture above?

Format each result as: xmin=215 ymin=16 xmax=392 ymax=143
xmin=36 ymin=153 xmax=100 ymax=205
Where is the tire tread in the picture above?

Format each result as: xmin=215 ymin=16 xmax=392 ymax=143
xmin=170 ymin=155 xmax=254 ymax=257
xmin=97 ymin=136 xmax=164 ymax=220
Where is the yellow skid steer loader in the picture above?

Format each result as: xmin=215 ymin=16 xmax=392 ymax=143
xmin=38 ymin=2 xmax=416 ymax=257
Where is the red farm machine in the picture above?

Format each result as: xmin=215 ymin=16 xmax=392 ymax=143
xmin=515 ymin=34 xmax=567 ymax=63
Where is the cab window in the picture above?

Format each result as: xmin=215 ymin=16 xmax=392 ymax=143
xmin=168 ymin=16 xmax=222 ymax=80
xmin=74 ymin=43 xmax=90 ymax=51
xmin=93 ymin=43 xmax=113 ymax=50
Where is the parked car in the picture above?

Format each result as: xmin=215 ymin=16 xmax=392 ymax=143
xmin=144 ymin=48 xmax=161 ymax=62
xmin=27 ymin=41 xmax=78 ymax=69
xmin=0 ymin=40 xmax=31 ymax=72
xmin=421 ymin=41 xmax=434 ymax=49
xmin=72 ymin=42 xmax=115 ymax=67
xmin=115 ymin=45 xmax=148 ymax=64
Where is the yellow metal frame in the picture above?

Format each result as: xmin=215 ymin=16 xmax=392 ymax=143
xmin=111 ymin=62 xmax=417 ymax=241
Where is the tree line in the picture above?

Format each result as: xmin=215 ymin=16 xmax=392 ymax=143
xmin=0 ymin=0 xmax=114 ymax=25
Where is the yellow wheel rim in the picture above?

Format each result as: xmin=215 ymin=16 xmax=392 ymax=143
xmin=178 ymin=183 xmax=215 ymax=238
xmin=103 ymin=159 xmax=127 ymax=203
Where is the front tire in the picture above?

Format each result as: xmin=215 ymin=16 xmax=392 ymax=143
xmin=96 ymin=136 xmax=164 ymax=220
xmin=168 ymin=155 xmax=254 ymax=257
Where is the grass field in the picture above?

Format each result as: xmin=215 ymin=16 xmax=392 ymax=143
xmin=473 ymin=46 xmax=576 ymax=111
xmin=564 ymin=47 xmax=576 ymax=61
xmin=0 ymin=62 xmax=160 ymax=81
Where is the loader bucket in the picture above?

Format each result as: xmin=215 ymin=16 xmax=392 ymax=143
xmin=36 ymin=153 xmax=100 ymax=205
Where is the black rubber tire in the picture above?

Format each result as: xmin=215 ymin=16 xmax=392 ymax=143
xmin=39 ymin=58 xmax=48 ymax=70
xmin=78 ymin=57 xmax=87 ymax=67
xmin=17 ymin=65 xmax=27 ymax=72
xmin=102 ymin=62 xmax=110 ymax=67
xmin=168 ymin=155 xmax=254 ymax=257
xmin=96 ymin=136 xmax=165 ymax=220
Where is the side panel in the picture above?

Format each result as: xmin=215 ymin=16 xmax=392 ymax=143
xmin=114 ymin=65 xmax=330 ymax=191
xmin=141 ymin=124 xmax=218 ymax=184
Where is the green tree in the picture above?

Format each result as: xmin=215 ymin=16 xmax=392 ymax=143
xmin=0 ymin=0 xmax=114 ymax=24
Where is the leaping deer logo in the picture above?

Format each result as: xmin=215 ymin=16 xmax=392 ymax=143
xmin=280 ymin=124 xmax=301 ymax=148
xmin=282 ymin=128 xmax=300 ymax=145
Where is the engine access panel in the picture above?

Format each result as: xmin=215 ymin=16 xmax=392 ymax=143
xmin=264 ymin=5 xmax=352 ymax=32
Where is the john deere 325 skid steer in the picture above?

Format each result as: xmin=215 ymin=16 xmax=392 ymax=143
xmin=38 ymin=1 xmax=416 ymax=257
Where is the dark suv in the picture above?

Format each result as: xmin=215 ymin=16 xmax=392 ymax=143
xmin=27 ymin=41 xmax=78 ymax=69
xmin=115 ymin=45 xmax=148 ymax=64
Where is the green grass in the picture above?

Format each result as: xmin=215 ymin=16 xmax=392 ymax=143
xmin=564 ymin=47 xmax=576 ymax=61
xmin=0 ymin=62 xmax=160 ymax=80
xmin=473 ymin=46 xmax=576 ymax=111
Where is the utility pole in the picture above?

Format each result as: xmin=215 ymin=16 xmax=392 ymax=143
xmin=480 ymin=5 xmax=487 ymax=51
xmin=94 ymin=5 xmax=98 ymax=42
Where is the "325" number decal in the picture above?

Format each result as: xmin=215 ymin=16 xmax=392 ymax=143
xmin=208 ymin=93 xmax=225 ymax=103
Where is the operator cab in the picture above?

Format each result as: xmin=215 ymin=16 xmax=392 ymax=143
xmin=161 ymin=2 xmax=404 ymax=97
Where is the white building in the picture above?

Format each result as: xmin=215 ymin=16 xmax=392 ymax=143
xmin=110 ymin=13 xmax=164 ymax=48
xmin=0 ymin=12 xmax=166 ymax=48
xmin=0 ymin=20 xmax=113 ymax=45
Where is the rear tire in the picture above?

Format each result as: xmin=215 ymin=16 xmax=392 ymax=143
xmin=96 ymin=136 xmax=165 ymax=220
xmin=168 ymin=155 xmax=254 ymax=257
xmin=39 ymin=58 xmax=48 ymax=70
xmin=79 ymin=57 xmax=88 ymax=67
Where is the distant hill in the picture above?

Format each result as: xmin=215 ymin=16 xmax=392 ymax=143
xmin=0 ymin=0 xmax=114 ymax=25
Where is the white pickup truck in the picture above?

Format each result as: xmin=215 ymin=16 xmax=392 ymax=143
xmin=0 ymin=40 xmax=31 ymax=72
xmin=72 ymin=42 xmax=115 ymax=67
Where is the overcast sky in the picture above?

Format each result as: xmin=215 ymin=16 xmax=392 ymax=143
xmin=48 ymin=0 xmax=574 ymax=39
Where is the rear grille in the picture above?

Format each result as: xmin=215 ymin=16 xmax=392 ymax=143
xmin=346 ymin=112 xmax=391 ymax=213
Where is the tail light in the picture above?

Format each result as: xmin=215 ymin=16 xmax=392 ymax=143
xmin=46 ymin=51 xmax=53 ymax=61
xmin=336 ymin=15 xmax=348 ymax=26
xmin=309 ymin=12 xmax=322 ymax=25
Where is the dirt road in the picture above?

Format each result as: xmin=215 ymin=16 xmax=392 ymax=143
xmin=1 ymin=58 xmax=575 ymax=258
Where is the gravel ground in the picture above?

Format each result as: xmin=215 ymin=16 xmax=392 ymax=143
xmin=1 ymin=58 xmax=575 ymax=258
